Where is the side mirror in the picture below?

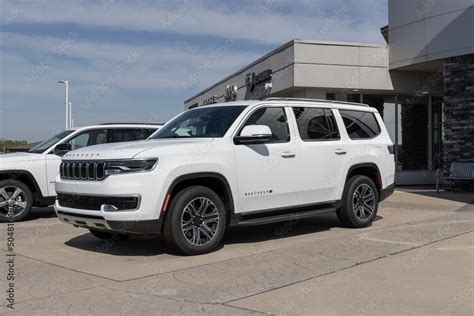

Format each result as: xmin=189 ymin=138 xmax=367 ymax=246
xmin=234 ymin=125 xmax=272 ymax=145
xmin=53 ymin=143 xmax=71 ymax=156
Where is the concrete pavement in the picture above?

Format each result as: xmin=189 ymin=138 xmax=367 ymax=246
xmin=1 ymin=189 xmax=473 ymax=315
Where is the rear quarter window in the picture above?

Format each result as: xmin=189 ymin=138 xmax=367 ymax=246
xmin=339 ymin=110 xmax=381 ymax=139
xmin=293 ymin=107 xmax=340 ymax=141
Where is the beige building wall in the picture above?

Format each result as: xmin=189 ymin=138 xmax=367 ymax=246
xmin=185 ymin=39 xmax=443 ymax=109
xmin=388 ymin=0 xmax=474 ymax=70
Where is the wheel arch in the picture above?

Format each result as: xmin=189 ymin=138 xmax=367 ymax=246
xmin=345 ymin=163 xmax=382 ymax=194
xmin=163 ymin=172 xmax=235 ymax=227
xmin=0 ymin=170 xmax=46 ymax=205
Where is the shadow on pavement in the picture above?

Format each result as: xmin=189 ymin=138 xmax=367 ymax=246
xmin=65 ymin=233 xmax=167 ymax=256
xmin=397 ymin=186 xmax=474 ymax=205
xmin=224 ymin=212 xmax=340 ymax=245
xmin=23 ymin=206 xmax=56 ymax=221
xmin=65 ymin=214 xmax=348 ymax=256
xmin=64 ymin=212 xmax=362 ymax=256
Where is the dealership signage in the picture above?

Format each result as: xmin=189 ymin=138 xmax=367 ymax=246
xmin=203 ymin=95 xmax=217 ymax=105
xmin=246 ymin=69 xmax=272 ymax=91
xmin=225 ymin=85 xmax=238 ymax=101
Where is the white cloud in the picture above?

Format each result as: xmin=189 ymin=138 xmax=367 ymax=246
xmin=0 ymin=31 xmax=262 ymax=95
xmin=0 ymin=0 xmax=388 ymax=140
xmin=1 ymin=0 xmax=387 ymax=44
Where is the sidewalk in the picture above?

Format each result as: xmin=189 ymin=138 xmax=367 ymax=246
xmin=229 ymin=232 xmax=474 ymax=315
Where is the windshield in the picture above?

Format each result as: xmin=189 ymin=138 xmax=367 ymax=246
xmin=151 ymin=106 xmax=246 ymax=139
xmin=28 ymin=130 xmax=74 ymax=154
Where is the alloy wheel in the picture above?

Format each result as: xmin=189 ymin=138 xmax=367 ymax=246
xmin=181 ymin=197 xmax=220 ymax=246
xmin=352 ymin=183 xmax=375 ymax=220
xmin=0 ymin=186 xmax=28 ymax=220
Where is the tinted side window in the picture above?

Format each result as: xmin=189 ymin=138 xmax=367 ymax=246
xmin=65 ymin=129 xmax=107 ymax=150
xmin=138 ymin=128 xmax=157 ymax=139
xmin=242 ymin=107 xmax=290 ymax=143
xmin=68 ymin=133 xmax=90 ymax=150
xmin=339 ymin=110 xmax=381 ymax=139
xmin=107 ymin=129 xmax=138 ymax=143
xmin=293 ymin=107 xmax=340 ymax=141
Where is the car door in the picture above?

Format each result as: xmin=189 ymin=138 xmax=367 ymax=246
xmin=289 ymin=106 xmax=348 ymax=203
xmin=45 ymin=129 xmax=107 ymax=195
xmin=232 ymin=105 xmax=299 ymax=213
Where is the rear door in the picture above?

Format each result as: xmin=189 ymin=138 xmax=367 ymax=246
xmin=289 ymin=106 xmax=348 ymax=203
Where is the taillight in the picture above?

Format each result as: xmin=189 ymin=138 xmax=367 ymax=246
xmin=387 ymin=145 xmax=395 ymax=154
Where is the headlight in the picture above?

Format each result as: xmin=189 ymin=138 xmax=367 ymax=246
xmin=105 ymin=158 xmax=158 ymax=176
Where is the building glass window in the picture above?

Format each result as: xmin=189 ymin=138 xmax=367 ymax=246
xmin=339 ymin=110 xmax=381 ymax=139
xmin=242 ymin=107 xmax=290 ymax=143
xmin=431 ymin=96 xmax=443 ymax=169
xmin=397 ymin=96 xmax=428 ymax=171
xmin=363 ymin=95 xmax=385 ymax=119
xmin=293 ymin=107 xmax=340 ymax=141
xmin=327 ymin=93 xmax=360 ymax=103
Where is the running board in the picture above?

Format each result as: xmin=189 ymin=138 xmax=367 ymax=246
xmin=235 ymin=207 xmax=336 ymax=226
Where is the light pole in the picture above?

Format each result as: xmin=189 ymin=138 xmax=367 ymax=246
xmin=69 ymin=101 xmax=73 ymax=128
xmin=58 ymin=80 xmax=69 ymax=129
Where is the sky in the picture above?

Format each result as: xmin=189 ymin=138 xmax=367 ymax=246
xmin=0 ymin=0 xmax=388 ymax=142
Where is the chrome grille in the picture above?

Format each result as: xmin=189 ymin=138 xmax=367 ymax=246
xmin=60 ymin=161 xmax=106 ymax=180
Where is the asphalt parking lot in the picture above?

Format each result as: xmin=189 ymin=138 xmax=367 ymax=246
xmin=1 ymin=188 xmax=473 ymax=315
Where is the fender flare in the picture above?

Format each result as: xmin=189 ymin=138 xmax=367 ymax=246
xmin=344 ymin=163 xmax=382 ymax=191
xmin=0 ymin=169 xmax=47 ymax=203
xmin=162 ymin=172 xmax=237 ymax=226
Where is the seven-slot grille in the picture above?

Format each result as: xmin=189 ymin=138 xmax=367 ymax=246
xmin=60 ymin=161 xmax=106 ymax=180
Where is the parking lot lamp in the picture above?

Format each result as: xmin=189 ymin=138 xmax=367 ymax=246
xmin=58 ymin=80 xmax=69 ymax=129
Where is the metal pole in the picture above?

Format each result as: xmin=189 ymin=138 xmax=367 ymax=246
xmin=59 ymin=80 xmax=69 ymax=129
xmin=65 ymin=81 xmax=69 ymax=129
xmin=69 ymin=101 xmax=72 ymax=128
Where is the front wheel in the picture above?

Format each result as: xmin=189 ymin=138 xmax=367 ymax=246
xmin=337 ymin=175 xmax=379 ymax=228
xmin=163 ymin=186 xmax=226 ymax=255
xmin=0 ymin=179 xmax=34 ymax=222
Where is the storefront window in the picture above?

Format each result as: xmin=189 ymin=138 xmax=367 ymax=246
xmin=398 ymin=96 xmax=429 ymax=171
xmin=431 ymin=96 xmax=443 ymax=169
xmin=326 ymin=93 xmax=360 ymax=103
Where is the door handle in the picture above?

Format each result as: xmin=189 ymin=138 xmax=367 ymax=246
xmin=281 ymin=152 xmax=296 ymax=158
xmin=335 ymin=149 xmax=347 ymax=155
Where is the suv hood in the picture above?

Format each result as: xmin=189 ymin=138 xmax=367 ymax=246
xmin=62 ymin=138 xmax=214 ymax=160
xmin=0 ymin=152 xmax=44 ymax=163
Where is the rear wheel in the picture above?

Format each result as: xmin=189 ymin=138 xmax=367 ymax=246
xmin=0 ymin=179 xmax=33 ymax=222
xmin=88 ymin=229 xmax=130 ymax=241
xmin=337 ymin=175 xmax=378 ymax=228
xmin=163 ymin=186 xmax=226 ymax=255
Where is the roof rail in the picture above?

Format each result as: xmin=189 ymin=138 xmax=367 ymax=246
xmin=99 ymin=122 xmax=164 ymax=126
xmin=264 ymin=97 xmax=369 ymax=107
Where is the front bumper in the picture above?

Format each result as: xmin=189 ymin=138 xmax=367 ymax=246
xmin=55 ymin=206 xmax=164 ymax=234
xmin=54 ymin=167 xmax=169 ymax=234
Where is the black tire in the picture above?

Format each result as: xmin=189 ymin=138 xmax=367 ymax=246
xmin=163 ymin=185 xmax=226 ymax=255
xmin=0 ymin=179 xmax=34 ymax=222
xmin=337 ymin=175 xmax=379 ymax=228
xmin=88 ymin=229 xmax=130 ymax=241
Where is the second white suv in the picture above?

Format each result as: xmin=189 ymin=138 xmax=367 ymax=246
xmin=0 ymin=123 xmax=161 ymax=222
xmin=55 ymin=98 xmax=395 ymax=255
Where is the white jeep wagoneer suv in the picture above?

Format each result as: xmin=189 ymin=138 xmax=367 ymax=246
xmin=55 ymin=98 xmax=395 ymax=255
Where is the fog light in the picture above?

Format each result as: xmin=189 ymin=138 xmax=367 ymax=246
xmin=102 ymin=204 xmax=119 ymax=212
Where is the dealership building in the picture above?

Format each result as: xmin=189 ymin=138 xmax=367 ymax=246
xmin=185 ymin=0 xmax=474 ymax=185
